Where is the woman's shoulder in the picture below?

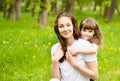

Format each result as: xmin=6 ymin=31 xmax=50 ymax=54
xmin=51 ymin=43 xmax=59 ymax=50
xmin=51 ymin=43 xmax=59 ymax=55
xmin=51 ymin=42 xmax=61 ymax=52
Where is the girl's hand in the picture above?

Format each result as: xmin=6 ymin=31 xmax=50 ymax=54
xmin=69 ymin=48 xmax=79 ymax=56
xmin=66 ymin=50 xmax=77 ymax=66
xmin=52 ymin=45 xmax=64 ymax=62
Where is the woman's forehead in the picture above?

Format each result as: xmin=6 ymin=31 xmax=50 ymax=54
xmin=58 ymin=17 xmax=72 ymax=24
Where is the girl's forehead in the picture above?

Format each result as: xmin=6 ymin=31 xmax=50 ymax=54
xmin=82 ymin=25 xmax=95 ymax=30
xmin=82 ymin=28 xmax=94 ymax=30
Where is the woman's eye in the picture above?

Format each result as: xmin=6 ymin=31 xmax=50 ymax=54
xmin=67 ymin=24 xmax=71 ymax=27
xmin=58 ymin=25 xmax=63 ymax=28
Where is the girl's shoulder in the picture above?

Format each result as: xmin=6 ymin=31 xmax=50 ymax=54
xmin=77 ymin=38 xmax=98 ymax=48
xmin=91 ymin=43 xmax=98 ymax=49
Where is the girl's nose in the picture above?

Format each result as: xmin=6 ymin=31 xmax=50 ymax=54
xmin=85 ymin=32 xmax=89 ymax=35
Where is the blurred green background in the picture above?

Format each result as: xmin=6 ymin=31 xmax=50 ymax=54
xmin=0 ymin=0 xmax=120 ymax=81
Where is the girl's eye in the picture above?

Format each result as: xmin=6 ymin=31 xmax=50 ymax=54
xmin=89 ymin=30 xmax=94 ymax=33
xmin=83 ymin=29 xmax=86 ymax=31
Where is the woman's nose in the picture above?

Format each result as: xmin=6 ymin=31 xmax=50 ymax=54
xmin=64 ymin=26 xmax=68 ymax=31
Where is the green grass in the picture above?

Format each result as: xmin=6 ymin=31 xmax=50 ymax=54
xmin=0 ymin=11 xmax=120 ymax=81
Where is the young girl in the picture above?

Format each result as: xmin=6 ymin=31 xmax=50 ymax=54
xmin=70 ymin=17 xmax=102 ymax=55
xmin=50 ymin=13 xmax=98 ymax=81
xmin=70 ymin=17 xmax=103 ymax=81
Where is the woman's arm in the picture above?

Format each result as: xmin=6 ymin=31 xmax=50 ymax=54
xmin=66 ymin=51 xmax=98 ymax=80
xmin=51 ymin=46 xmax=64 ymax=79
xmin=70 ymin=44 xmax=98 ymax=55
xmin=51 ymin=59 xmax=61 ymax=79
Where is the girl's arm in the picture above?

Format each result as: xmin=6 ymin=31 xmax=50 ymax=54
xmin=66 ymin=50 xmax=98 ymax=80
xmin=74 ymin=61 xmax=98 ymax=80
xmin=70 ymin=44 xmax=98 ymax=55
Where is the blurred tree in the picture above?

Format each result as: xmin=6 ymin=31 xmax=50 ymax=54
xmin=7 ymin=0 xmax=14 ymax=19
xmin=14 ymin=0 xmax=21 ymax=20
xmin=61 ymin=0 xmax=67 ymax=12
xmin=3 ymin=0 xmax=7 ymax=18
xmin=38 ymin=0 xmax=49 ymax=25
xmin=31 ymin=0 xmax=36 ymax=17
xmin=2 ymin=0 xmax=21 ymax=21
xmin=65 ymin=0 xmax=75 ymax=14
xmin=108 ymin=0 xmax=117 ymax=21
xmin=92 ymin=0 xmax=104 ymax=11
xmin=77 ymin=0 xmax=93 ymax=10
xmin=61 ymin=0 xmax=75 ymax=14
xmin=51 ymin=0 xmax=57 ymax=15
xmin=0 ymin=0 xmax=3 ymax=11
xmin=24 ymin=0 xmax=31 ymax=11
xmin=103 ymin=0 xmax=117 ymax=22
xmin=92 ymin=0 xmax=104 ymax=17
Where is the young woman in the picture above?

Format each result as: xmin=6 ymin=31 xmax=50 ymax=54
xmin=50 ymin=13 xmax=98 ymax=81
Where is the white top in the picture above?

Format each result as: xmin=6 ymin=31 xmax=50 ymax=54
xmin=51 ymin=39 xmax=97 ymax=81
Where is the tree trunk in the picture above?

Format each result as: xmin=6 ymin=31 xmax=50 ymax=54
xmin=108 ymin=0 xmax=117 ymax=22
xmin=93 ymin=2 xmax=97 ymax=11
xmin=51 ymin=0 xmax=57 ymax=15
xmin=31 ymin=0 xmax=36 ymax=17
xmin=31 ymin=3 xmax=35 ymax=17
xmin=61 ymin=0 xmax=67 ymax=12
xmin=103 ymin=6 xmax=110 ymax=21
xmin=65 ymin=0 xmax=75 ymax=14
xmin=103 ymin=0 xmax=117 ymax=22
xmin=0 ymin=0 xmax=3 ymax=11
xmin=24 ymin=0 xmax=31 ymax=11
xmin=38 ymin=9 xmax=48 ymax=25
xmin=14 ymin=0 xmax=21 ymax=20
xmin=69 ymin=0 xmax=75 ymax=14
xmin=7 ymin=3 xmax=14 ymax=19
xmin=3 ymin=0 xmax=7 ymax=18
xmin=38 ymin=0 xmax=48 ymax=25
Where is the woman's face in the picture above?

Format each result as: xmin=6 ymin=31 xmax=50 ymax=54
xmin=58 ymin=16 xmax=73 ymax=39
xmin=81 ymin=28 xmax=94 ymax=40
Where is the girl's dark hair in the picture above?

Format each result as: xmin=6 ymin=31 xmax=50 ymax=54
xmin=79 ymin=18 xmax=103 ymax=45
xmin=54 ymin=12 xmax=80 ymax=62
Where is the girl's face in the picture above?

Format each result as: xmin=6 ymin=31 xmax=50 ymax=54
xmin=81 ymin=28 xmax=94 ymax=40
xmin=58 ymin=16 xmax=73 ymax=39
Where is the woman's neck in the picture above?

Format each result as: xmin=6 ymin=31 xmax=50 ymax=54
xmin=66 ymin=36 xmax=75 ymax=46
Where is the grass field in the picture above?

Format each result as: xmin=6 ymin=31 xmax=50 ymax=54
xmin=0 ymin=11 xmax=120 ymax=81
